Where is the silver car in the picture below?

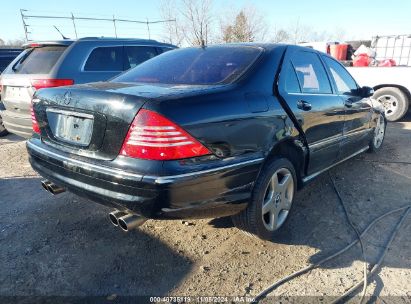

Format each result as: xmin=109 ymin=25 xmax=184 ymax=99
xmin=0 ymin=37 xmax=176 ymax=138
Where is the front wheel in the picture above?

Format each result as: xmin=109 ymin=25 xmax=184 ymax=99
xmin=0 ymin=115 xmax=9 ymax=137
xmin=231 ymin=158 xmax=296 ymax=240
xmin=368 ymin=113 xmax=386 ymax=153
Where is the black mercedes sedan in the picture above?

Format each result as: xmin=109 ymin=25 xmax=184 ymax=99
xmin=27 ymin=44 xmax=386 ymax=240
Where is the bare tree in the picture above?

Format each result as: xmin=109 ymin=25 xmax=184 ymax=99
xmin=0 ymin=38 xmax=26 ymax=48
xmin=272 ymin=28 xmax=290 ymax=43
xmin=220 ymin=6 xmax=268 ymax=43
xmin=179 ymin=0 xmax=213 ymax=46
xmin=159 ymin=0 xmax=185 ymax=46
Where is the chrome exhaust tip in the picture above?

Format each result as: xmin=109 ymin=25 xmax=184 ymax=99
xmin=41 ymin=180 xmax=65 ymax=195
xmin=108 ymin=210 xmax=128 ymax=227
xmin=118 ymin=214 xmax=147 ymax=232
xmin=48 ymin=183 xmax=65 ymax=195
xmin=41 ymin=180 xmax=52 ymax=192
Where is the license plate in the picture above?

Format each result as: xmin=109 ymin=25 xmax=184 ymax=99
xmin=5 ymin=86 xmax=26 ymax=101
xmin=46 ymin=109 xmax=94 ymax=146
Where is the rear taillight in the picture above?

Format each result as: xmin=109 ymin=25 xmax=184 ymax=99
xmin=30 ymin=103 xmax=40 ymax=134
xmin=120 ymin=109 xmax=210 ymax=160
xmin=31 ymin=79 xmax=74 ymax=90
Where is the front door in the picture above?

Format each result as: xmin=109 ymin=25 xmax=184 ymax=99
xmin=321 ymin=56 xmax=373 ymax=159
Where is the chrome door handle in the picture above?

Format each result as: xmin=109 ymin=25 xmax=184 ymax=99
xmin=297 ymin=100 xmax=312 ymax=111
xmin=345 ymin=100 xmax=353 ymax=108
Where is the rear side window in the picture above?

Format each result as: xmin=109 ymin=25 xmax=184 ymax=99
xmin=84 ymin=47 xmax=123 ymax=71
xmin=291 ymin=52 xmax=332 ymax=94
xmin=124 ymin=46 xmax=157 ymax=70
xmin=322 ymin=56 xmax=358 ymax=95
xmin=113 ymin=46 xmax=262 ymax=85
xmin=281 ymin=61 xmax=301 ymax=94
xmin=4 ymin=46 xmax=67 ymax=74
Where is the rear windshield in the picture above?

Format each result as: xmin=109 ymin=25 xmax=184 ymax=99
xmin=112 ymin=46 xmax=263 ymax=85
xmin=4 ymin=46 xmax=67 ymax=74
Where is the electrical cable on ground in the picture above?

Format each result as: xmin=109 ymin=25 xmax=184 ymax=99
xmin=330 ymin=206 xmax=411 ymax=304
xmin=253 ymin=179 xmax=411 ymax=303
xmin=328 ymin=172 xmax=368 ymax=304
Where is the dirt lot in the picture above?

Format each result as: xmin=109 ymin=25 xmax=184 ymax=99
xmin=0 ymin=115 xmax=410 ymax=302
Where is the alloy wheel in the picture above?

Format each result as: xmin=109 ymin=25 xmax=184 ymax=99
xmin=374 ymin=115 xmax=385 ymax=149
xmin=261 ymin=168 xmax=294 ymax=231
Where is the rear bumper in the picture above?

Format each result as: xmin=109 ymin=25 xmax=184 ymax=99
xmin=27 ymin=139 xmax=262 ymax=219
xmin=1 ymin=110 xmax=32 ymax=138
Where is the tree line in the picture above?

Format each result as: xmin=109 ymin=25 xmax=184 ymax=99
xmin=160 ymin=0 xmax=346 ymax=46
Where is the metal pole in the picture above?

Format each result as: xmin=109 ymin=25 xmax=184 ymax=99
xmin=71 ymin=13 xmax=78 ymax=39
xmin=146 ymin=18 xmax=151 ymax=39
xmin=20 ymin=9 xmax=28 ymax=41
xmin=113 ymin=15 xmax=117 ymax=38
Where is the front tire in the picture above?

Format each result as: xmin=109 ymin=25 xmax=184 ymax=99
xmin=374 ymin=87 xmax=409 ymax=122
xmin=368 ymin=113 xmax=386 ymax=153
xmin=0 ymin=115 xmax=9 ymax=137
xmin=231 ymin=157 xmax=296 ymax=240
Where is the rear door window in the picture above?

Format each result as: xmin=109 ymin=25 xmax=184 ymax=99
xmin=4 ymin=46 xmax=67 ymax=74
xmin=84 ymin=46 xmax=123 ymax=71
xmin=124 ymin=46 xmax=158 ymax=70
xmin=322 ymin=56 xmax=358 ymax=95
xmin=280 ymin=61 xmax=301 ymax=94
xmin=291 ymin=51 xmax=332 ymax=94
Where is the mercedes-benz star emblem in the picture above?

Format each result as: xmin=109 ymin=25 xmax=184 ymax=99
xmin=63 ymin=91 xmax=72 ymax=105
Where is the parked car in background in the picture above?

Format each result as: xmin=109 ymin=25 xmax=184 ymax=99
xmin=0 ymin=48 xmax=22 ymax=72
xmin=27 ymin=44 xmax=385 ymax=240
xmin=0 ymin=37 xmax=176 ymax=138
xmin=0 ymin=48 xmax=22 ymax=136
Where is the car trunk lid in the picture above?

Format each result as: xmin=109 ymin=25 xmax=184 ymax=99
xmin=33 ymin=82 xmax=221 ymax=160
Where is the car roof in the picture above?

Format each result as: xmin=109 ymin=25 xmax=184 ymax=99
xmin=23 ymin=37 xmax=176 ymax=49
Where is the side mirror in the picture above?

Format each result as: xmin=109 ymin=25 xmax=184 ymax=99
xmin=360 ymin=86 xmax=374 ymax=98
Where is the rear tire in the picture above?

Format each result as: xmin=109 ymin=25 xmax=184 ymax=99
xmin=374 ymin=87 xmax=409 ymax=122
xmin=231 ymin=157 xmax=296 ymax=241
xmin=0 ymin=115 xmax=9 ymax=137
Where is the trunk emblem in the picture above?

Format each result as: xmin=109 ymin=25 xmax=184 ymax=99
xmin=63 ymin=91 xmax=72 ymax=105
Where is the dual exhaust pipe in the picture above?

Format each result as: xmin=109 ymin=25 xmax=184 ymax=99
xmin=41 ymin=180 xmax=146 ymax=232
xmin=41 ymin=180 xmax=66 ymax=195
xmin=109 ymin=210 xmax=147 ymax=232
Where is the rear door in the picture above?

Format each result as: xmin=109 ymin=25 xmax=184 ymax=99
xmin=278 ymin=47 xmax=345 ymax=174
xmin=322 ymin=55 xmax=372 ymax=158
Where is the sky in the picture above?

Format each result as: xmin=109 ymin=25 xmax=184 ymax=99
xmin=0 ymin=0 xmax=410 ymax=43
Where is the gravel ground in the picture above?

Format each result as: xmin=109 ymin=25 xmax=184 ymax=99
xmin=0 ymin=115 xmax=410 ymax=303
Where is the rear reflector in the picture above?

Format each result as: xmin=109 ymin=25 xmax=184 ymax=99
xmin=120 ymin=109 xmax=210 ymax=160
xmin=31 ymin=79 xmax=74 ymax=90
xmin=31 ymin=103 xmax=40 ymax=134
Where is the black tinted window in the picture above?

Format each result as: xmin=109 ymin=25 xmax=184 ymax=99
xmin=124 ymin=46 xmax=157 ymax=70
xmin=113 ymin=46 xmax=263 ymax=85
xmin=291 ymin=52 xmax=332 ymax=94
xmin=323 ymin=56 xmax=358 ymax=95
xmin=4 ymin=46 xmax=67 ymax=74
xmin=84 ymin=47 xmax=123 ymax=71
xmin=281 ymin=61 xmax=301 ymax=93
